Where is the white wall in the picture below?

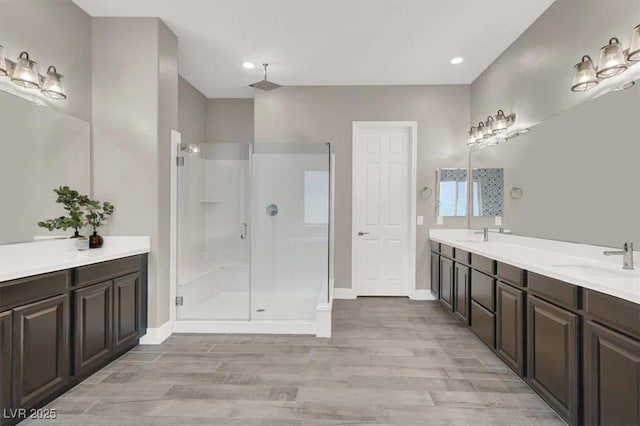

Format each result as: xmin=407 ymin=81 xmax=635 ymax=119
xmin=254 ymin=85 xmax=470 ymax=290
xmin=178 ymin=76 xmax=207 ymax=146
xmin=0 ymin=0 xmax=92 ymax=122
xmin=92 ymin=17 xmax=178 ymax=328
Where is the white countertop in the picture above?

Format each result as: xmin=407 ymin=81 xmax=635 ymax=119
xmin=429 ymin=229 xmax=640 ymax=305
xmin=0 ymin=236 xmax=151 ymax=282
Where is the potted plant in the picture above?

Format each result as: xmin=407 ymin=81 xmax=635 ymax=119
xmin=85 ymin=199 xmax=114 ymax=248
xmin=38 ymin=186 xmax=89 ymax=238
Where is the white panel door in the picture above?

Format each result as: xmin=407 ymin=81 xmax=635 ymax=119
xmin=353 ymin=123 xmax=414 ymax=296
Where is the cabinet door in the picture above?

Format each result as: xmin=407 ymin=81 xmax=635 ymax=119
xmin=527 ymin=295 xmax=578 ymax=425
xmin=0 ymin=311 xmax=11 ymax=417
xmin=74 ymin=281 xmax=113 ymax=376
xmin=454 ymin=263 xmax=470 ymax=325
xmin=439 ymin=257 xmax=453 ymax=311
xmin=584 ymin=320 xmax=640 ymax=426
xmin=430 ymin=252 xmax=439 ymax=298
xmin=496 ymin=281 xmax=524 ymax=376
xmin=13 ymin=294 xmax=69 ymax=409
xmin=113 ymin=273 xmax=141 ymax=352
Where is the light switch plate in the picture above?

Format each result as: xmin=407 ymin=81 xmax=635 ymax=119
xmin=495 ymin=216 xmax=503 ymax=226
xmin=417 ymin=215 xmax=424 ymax=225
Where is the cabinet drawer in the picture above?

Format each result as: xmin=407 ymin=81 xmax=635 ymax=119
xmin=471 ymin=254 xmax=495 ymax=276
xmin=430 ymin=241 xmax=440 ymax=253
xmin=528 ymin=272 xmax=579 ymax=310
xmin=0 ymin=271 xmax=70 ymax=311
xmin=497 ymin=262 xmax=525 ymax=287
xmin=471 ymin=269 xmax=495 ymax=312
xmin=585 ymin=290 xmax=640 ymax=340
xmin=75 ymin=256 xmax=141 ymax=288
xmin=454 ymin=248 xmax=470 ymax=265
xmin=441 ymin=244 xmax=454 ymax=259
xmin=471 ymin=300 xmax=495 ymax=349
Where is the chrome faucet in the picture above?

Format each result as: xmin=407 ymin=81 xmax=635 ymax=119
xmin=603 ymin=242 xmax=635 ymax=270
xmin=474 ymin=227 xmax=489 ymax=242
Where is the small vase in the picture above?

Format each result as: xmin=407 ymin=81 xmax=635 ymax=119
xmin=89 ymin=231 xmax=104 ymax=249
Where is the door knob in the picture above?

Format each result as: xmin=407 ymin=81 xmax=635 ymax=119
xmin=358 ymin=232 xmax=370 ymax=236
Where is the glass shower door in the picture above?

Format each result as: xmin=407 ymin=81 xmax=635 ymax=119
xmin=176 ymin=143 xmax=251 ymax=320
xmin=250 ymin=143 xmax=330 ymax=321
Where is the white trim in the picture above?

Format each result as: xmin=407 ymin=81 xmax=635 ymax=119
xmin=140 ymin=320 xmax=173 ymax=345
xmin=410 ymin=289 xmax=437 ymax=301
xmin=333 ymin=287 xmax=357 ymax=299
xmin=351 ymin=121 xmax=418 ymax=298
xmin=173 ymin=320 xmax=317 ymax=335
xmin=316 ymin=301 xmax=332 ymax=338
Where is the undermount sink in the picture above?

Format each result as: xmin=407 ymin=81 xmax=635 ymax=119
xmin=549 ymin=264 xmax=639 ymax=278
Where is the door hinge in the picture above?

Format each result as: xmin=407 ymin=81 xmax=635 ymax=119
xmin=176 ymin=156 xmax=185 ymax=166
xmin=175 ymin=296 xmax=183 ymax=306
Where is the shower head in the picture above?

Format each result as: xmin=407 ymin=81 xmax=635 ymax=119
xmin=249 ymin=63 xmax=282 ymax=91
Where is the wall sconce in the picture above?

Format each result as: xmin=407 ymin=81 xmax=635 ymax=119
xmin=467 ymin=109 xmax=519 ymax=147
xmin=571 ymin=25 xmax=640 ymax=92
xmin=0 ymin=47 xmax=67 ymax=100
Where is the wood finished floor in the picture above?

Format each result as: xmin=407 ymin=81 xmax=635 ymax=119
xmin=26 ymin=298 xmax=565 ymax=425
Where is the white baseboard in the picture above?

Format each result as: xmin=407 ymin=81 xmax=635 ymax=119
xmin=140 ymin=320 xmax=173 ymax=345
xmin=333 ymin=287 xmax=357 ymax=299
xmin=316 ymin=302 xmax=332 ymax=338
xmin=172 ymin=320 xmax=317 ymax=335
xmin=410 ymin=289 xmax=437 ymax=300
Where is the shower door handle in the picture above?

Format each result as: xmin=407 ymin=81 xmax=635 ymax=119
xmin=357 ymin=232 xmax=370 ymax=236
xmin=240 ymin=223 xmax=248 ymax=240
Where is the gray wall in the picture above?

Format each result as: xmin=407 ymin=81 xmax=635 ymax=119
xmin=0 ymin=0 xmax=92 ymax=122
xmin=178 ymin=76 xmax=207 ymax=146
xmin=471 ymin=0 xmax=639 ymax=127
xmin=92 ymin=17 xmax=178 ymax=328
xmin=471 ymin=86 xmax=640 ymax=247
xmin=206 ymin=98 xmax=254 ymax=143
xmin=254 ymin=86 xmax=470 ymax=290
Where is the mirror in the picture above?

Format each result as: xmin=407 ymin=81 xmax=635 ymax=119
xmin=0 ymin=91 xmax=91 ymax=244
xmin=471 ymin=168 xmax=504 ymax=217
xmin=470 ymin=86 xmax=640 ymax=247
xmin=436 ymin=168 xmax=467 ymax=217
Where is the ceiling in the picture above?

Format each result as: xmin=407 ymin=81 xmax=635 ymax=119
xmin=74 ymin=0 xmax=554 ymax=98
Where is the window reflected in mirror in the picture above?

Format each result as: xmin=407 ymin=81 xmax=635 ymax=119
xmin=437 ymin=168 xmax=467 ymax=217
xmin=472 ymin=168 xmax=504 ymax=217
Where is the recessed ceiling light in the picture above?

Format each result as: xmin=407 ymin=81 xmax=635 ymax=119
xmin=450 ymin=57 xmax=464 ymax=65
xmin=242 ymin=62 xmax=255 ymax=69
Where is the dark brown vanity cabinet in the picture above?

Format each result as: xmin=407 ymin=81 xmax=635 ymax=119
xmin=527 ymin=295 xmax=579 ymax=424
xmin=439 ymin=256 xmax=454 ymax=311
xmin=113 ymin=273 xmax=141 ymax=352
xmin=12 ymin=294 xmax=69 ymax=409
xmin=0 ymin=311 xmax=11 ymax=419
xmin=453 ymin=263 xmax=470 ymax=325
xmin=430 ymin=251 xmax=439 ymax=298
xmin=496 ymin=281 xmax=525 ymax=376
xmin=74 ymin=281 xmax=113 ymax=375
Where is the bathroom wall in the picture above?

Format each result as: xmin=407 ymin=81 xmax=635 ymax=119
xmin=92 ymin=17 xmax=178 ymax=329
xmin=206 ymin=98 xmax=254 ymax=143
xmin=0 ymin=0 xmax=92 ymax=122
xmin=254 ymin=85 xmax=471 ymax=290
xmin=178 ymin=76 xmax=207 ymax=146
xmin=471 ymin=0 xmax=639 ymax=127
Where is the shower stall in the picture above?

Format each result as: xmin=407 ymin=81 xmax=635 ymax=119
xmin=174 ymin=142 xmax=333 ymax=336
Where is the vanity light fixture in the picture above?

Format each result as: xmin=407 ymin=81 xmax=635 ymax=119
xmin=475 ymin=122 xmax=488 ymax=142
xmin=628 ymin=25 xmax=640 ymax=61
xmin=0 ymin=45 xmax=7 ymax=77
xmin=597 ymin=38 xmax=627 ymax=78
xmin=467 ymin=126 xmax=477 ymax=146
xmin=484 ymin=116 xmax=495 ymax=137
xmin=467 ymin=109 xmax=518 ymax=147
xmin=571 ymin=25 xmax=640 ymax=92
xmin=0 ymin=48 xmax=68 ymax=100
xmin=41 ymin=66 xmax=66 ymax=99
xmin=11 ymin=52 xmax=40 ymax=88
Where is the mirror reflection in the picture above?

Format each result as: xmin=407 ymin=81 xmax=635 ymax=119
xmin=471 ymin=168 xmax=504 ymax=217
xmin=437 ymin=168 xmax=467 ymax=217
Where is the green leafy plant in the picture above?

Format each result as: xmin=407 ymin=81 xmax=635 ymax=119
xmin=85 ymin=200 xmax=115 ymax=233
xmin=38 ymin=186 xmax=90 ymax=237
